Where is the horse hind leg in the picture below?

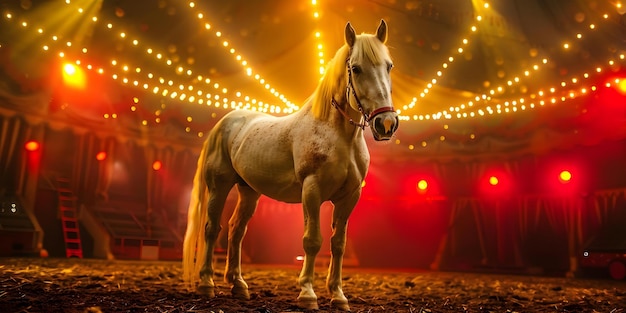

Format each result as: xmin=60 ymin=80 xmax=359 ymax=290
xmin=198 ymin=184 xmax=232 ymax=297
xmin=225 ymin=183 xmax=260 ymax=300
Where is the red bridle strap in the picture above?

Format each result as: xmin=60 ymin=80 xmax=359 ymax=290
xmin=367 ymin=106 xmax=395 ymax=122
xmin=331 ymin=98 xmax=368 ymax=129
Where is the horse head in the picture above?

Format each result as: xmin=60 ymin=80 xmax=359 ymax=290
xmin=344 ymin=20 xmax=399 ymax=141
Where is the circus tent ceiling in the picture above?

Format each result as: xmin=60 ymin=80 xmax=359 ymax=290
xmin=0 ymin=0 xmax=625 ymax=159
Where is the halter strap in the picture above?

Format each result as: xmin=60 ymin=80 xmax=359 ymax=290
xmin=331 ymin=98 xmax=368 ymax=129
xmin=331 ymin=49 xmax=395 ymax=129
xmin=369 ymin=106 xmax=396 ymax=118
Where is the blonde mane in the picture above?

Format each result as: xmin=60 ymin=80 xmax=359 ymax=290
xmin=311 ymin=34 xmax=391 ymax=120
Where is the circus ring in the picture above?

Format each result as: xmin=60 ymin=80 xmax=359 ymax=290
xmin=1 ymin=257 xmax=625 ymax=312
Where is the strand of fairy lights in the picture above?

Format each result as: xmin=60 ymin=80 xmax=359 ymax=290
xmin=39 ymin=0 xmax=293 ymax=115
xmin=455 ymin=58 xmax=625 ymax=119
xmin=392 ymin=75 xmax=624 ymax=152
xmin=186 ymin=1 xmax=299 ymax=112
xmin=5 ymin=5 xmax=293 ymax=117
xmin=311 ymin=0 xmax=326 ymax=76
xmin=106 ymin=57 xmax=276 ymax=114
xmin=398 ymin=2 xmax=490 ymax=118
xmin=393 ymin=3 xmax=626 ymax=152
xmin=393 ymin=61 xmax=625 ymax=151
xmin=402 ymin=55 xmax=623 ymax=123
xmin=98 ymin=22 xmax=284 ymax=114
xmin=399 ymin=16 xmax=482 ymax=116
xmin=61 ymin=2 xmax=294 ymax=114
xmin=0 ymin=15 xmax=173 ymax=131
xmin=3 ymin=10 xmax=258 ymax=137
xmin=2 ymin=10 xmax=263 ymax=114
xmin=414 ymin=5 xmax=625 ymax=121
xmin=3 ymin=11 xmax=263 ymax=116
xmin=410 ymin=54 xmax=624 ymax=121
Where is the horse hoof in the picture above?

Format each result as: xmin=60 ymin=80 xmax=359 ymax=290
xmin=231 ymin=284 xmax=250 ymax=300
xmin=297 ymin=296 xmax=319 ymax=310
xmin=331 ymin=299 xmax=351 ymax=311
xmin=197 ymin=285 xmax=216 ymax=297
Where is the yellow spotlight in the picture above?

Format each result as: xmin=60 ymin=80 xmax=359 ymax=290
xmin=559 ymin=170 xmax=572 ymax=183
xmin=417 ymin=179 xmax=428 ymax=191
xmin=62 ymin=63 xmax=86 ymax=89
xmin=617 ymin=79 xmax=626 ymax=95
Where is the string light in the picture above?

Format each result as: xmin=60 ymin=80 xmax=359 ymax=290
xmin=311 ymin=0 xmax=325 ymax=76
xmin=399 ymin=16 xmax=482 ymax=116
xmin=6 ymin=3 xmax=296 ymax=121
xmin=393 ymin=11 xmax=625 ymax=152
xmin=402 ymin=6 xmax=624 ymax=122
xmin=185 ymin=1 xmax=298 ymax=112
xmin=2 ymin=8 xmax=210 ymax=135
xmin=77 ymin=2 xmax=288 ymax=114
xmin=82 ymin=3 xmax=294 ymax=114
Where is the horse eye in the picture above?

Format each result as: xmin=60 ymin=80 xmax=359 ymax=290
xmin=387 ymin=63 xmax=394 ymax=73
xmin=351 ymin=65 xmax=361 ymax=75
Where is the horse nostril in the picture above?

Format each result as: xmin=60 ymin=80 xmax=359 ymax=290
xmin=374 ymin=116 xmax=396 ymax=135
xmin=383 ymin=117 xmax=393 ymax=133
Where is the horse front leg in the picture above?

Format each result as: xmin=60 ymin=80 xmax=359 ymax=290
xmin=327 ymin=193 xmax=359 ymax=311
xmin=225 ymin=184 xmax=260 ymax=300
xmin=297 ymin=177 xmax=323 ymax=310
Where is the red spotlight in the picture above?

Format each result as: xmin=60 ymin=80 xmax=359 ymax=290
xmin=479 ymin=170 xmax=512 ymax=198
xmin=62 ymin=63 xmax=86 ymax=89
xmin=152 ymin=160 xmax=162 ymax=171
xmin=96 ymin=151 xmax=107 ymax=161
xmin=407 ymin=173 xmax=440 ymax=200
xmin=545 ymin=162 xmax=583 ymax=195
xmin=559 ymin=170 xmax=572 ymax=184
xmin=24 ymin=140 xmax=40 ymax=152
xmin=417 ymin=179 xmax=428 ymax=191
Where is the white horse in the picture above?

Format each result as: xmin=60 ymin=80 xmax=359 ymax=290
xmin=183 ymin=20 xmax=398 ymax=311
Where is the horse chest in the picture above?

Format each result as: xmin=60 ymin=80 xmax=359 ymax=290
xmin=296 ymin=138 xmax=367 ymax=188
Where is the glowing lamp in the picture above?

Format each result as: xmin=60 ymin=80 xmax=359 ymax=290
xmin=63 ymin=63 xmax=76 ymax=75
xmin=417 ymin=179 xmax=428 ymax=191
xmin=617 ymin=2 xmax=626 ymax=15
xmin=489 ymin=176 xmax=499 ymax=186
xmin=617 ymin=79 xmax=626 ymax=95
xmin=24 ymin=140 xmax=39 ymax=152
xmin=96 ymin=151 xmax=107 ymax=161
xmin=152 ymin=161 xmax=162 ymax=171
xmin=559 ymin=170 xmax=572 ymax=183
xmin=62 ymin=63 xmax=86 ymax=89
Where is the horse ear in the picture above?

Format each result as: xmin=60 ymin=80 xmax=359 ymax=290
xmin=376 ymin=19 xmax=387 ymax=43
xmin=345 ymin=22 xmax=356 ymax=47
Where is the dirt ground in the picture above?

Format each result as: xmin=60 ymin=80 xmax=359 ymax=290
xmin=0 ymin=258 xmax=625 ymax=312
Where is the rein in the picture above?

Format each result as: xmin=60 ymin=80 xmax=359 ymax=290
xmin=330 ymin=50 xmax=395 ymax=130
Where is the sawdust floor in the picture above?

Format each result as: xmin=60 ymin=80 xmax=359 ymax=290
xmin=1 ymin=258 xmax=625 ymax=312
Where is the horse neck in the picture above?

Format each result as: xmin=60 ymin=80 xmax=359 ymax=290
xmin=330 ymin=96 xmax=366 ymax=140
xmin=309 ymin=50 xmax=366 ymax=139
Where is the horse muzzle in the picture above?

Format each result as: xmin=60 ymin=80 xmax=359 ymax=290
xmin=370 ymin=111 xmax=399 ymax=141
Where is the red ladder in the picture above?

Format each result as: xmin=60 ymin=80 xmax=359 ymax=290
xmin=57 ymin=178 xmax=83 ymax=258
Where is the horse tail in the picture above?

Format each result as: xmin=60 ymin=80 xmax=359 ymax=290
xmin=182 ymin=139 xmax=209 ymax=287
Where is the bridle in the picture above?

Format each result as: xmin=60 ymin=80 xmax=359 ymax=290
xmin=331 ymin=50 xmax=395 ymax=130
